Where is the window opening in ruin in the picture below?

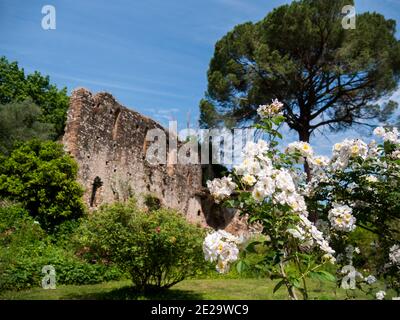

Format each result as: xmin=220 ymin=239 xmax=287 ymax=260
xmin=90 ymin=176 xmax=103 ymax=207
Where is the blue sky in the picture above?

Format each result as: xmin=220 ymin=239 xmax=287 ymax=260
xmin=1 ymin=0 xmax=400 ymax=155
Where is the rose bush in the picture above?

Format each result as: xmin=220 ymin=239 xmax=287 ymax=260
xmin=203 ymin=100 xmax=400 ymax=300
xmin=203 ymin=100 xmax=336 ymax=300
xmin=308 ymin=126 xmax=400 ymax=297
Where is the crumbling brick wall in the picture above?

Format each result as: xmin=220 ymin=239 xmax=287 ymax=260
xmin=62 ymin=88 xmax=207 ymax=226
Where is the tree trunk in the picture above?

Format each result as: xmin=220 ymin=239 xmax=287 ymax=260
xmin=298 ymin=129 xmax=311 ymax=182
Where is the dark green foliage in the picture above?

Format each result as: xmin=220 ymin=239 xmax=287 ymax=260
xmin=143 ymin=194 xmax=162 ymax=211
xmin=77 ymin=200 xmax=207 ymax=292
xmin=199 ymin=98 xmax=220 ymax=128
xmin=202 ymin=163 xmax=229 ymax=187
xmin=0 ymin=245 xmax=123 ymax=291
xmin=0 ymin=100 xmax=55 ymax=154
xmin=0 ymin=203 xmax=123 ymax=291
xmin=0 ymin=56 xmax=69 ymax=138
xmin=0 ymin=140 xmax=85 ymax=231
xmin=0 ymin=200 xmax=27 ymax=231
xmin=200 ymin=0 xmax=400 ymax=141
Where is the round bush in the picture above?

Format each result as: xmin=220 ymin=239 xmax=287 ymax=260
xmin=76 ymin=200 xmax=206 ymax=292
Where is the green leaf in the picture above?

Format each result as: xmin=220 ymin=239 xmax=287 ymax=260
xmin=245 ymin=241 xmax=263 ymax=253
xmin=236 ymin=260 xmax=248 ymax=274
xmin=310 ymin=270 xmax=336 ymax=282
xmin=291 ymin=278 xmax=302 ymax=289
xmin=273 ymin=279 xmax=286 ymax=294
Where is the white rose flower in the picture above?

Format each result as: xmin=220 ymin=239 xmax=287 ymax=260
xmin=287 ymin=227 xmax=306 ymax=241
xmin=275 ymin=169 xmax=296 ymax=193
xmin=376 ymin=291 xmax=386 ymax=300
xmin=365 ymin=275 xmax=376 ymax=285
xmin=257 ymin=99 xmax=284 ymax=118
xmin=374 ymin=127 xmax=399 ymax=143
xmin=309 ymin=155 xmax=330 ymax=167
xmin=389 ymin=244 xmax=400 ymax=265
xmin=373 ymin=127 xmax=385 ymax=137
xmin=207 ymin=176 xmax=237 ymax=203
xmin=257 ymin=176 xmax=275 ymax=196
xmin=322 ymin=253 xmax=336 ymax=264
xmin=391 ymin=150 xmax=400 ymax=159
xmin=331 ymin=139 xmax=368 ymax=169
xmin=365 ymin=175 xmax=378 ymax=183
xmin=216 ymin=259 xmax=230 ymax=273
xmin=328 ymin=203 xmax=356 ymax=232
xmin=384 ymin=128 xmax=399 ymax=143
xmin=242 ymin=174 xmax=256 ymax=186
xmin=286 ymin=193 xmax=307 ymax=212
xmin=286 ymin=141 xmax=314 ymax=159
xmin=203 ymin=230 xmax=240 ymax=274
xmin=252 ymin=186 xmax=266 ymax=203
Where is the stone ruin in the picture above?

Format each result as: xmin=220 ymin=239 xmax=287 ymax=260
xmin=62 ymin=88 xmax=251 ymax=234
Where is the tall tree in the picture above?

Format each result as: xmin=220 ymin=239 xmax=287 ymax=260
xmin=0 ymin=56 xmax=69 ymax=138
xmin=200 ymin=0 xmax=400 ymax=143
xmin=0 ymin=100 xmax=55 ymax=154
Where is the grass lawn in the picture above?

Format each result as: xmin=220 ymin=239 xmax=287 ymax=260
xmin=0 ymin=278 xmax=380 ymax=300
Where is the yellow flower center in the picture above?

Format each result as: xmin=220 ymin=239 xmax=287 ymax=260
xmin=351 ymin=146 xmax=359 ymax=154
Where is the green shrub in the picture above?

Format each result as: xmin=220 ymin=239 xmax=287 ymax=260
xmin=0 ymin=201 xmax=30 ymax=233
xmin=0 ymin=202 xmax=123 ymax=292
xmin=143 ymin=194 xmax=162 ymax=211
xmin=76 ymin=200 xmax=206 ymax=292
xmin=0 ymin=139 xmax=85 ymax=232
xmin=49 ymin=219 xmax=83 ymax=248
xmin=0 ymin=245 xmax=124 ymax=291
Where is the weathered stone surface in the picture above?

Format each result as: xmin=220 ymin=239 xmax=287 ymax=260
xmin=63 ymin=88 xmax=254 ymax=234
xmin=63 ymin=88 xmax=206 ymax=226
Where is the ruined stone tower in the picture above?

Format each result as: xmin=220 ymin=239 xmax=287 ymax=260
xmin=62 ymin=88 xmax=207 ymax=226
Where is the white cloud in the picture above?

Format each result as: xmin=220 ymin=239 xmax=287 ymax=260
xmin=50 ymin=73 xmax=189 ymax=100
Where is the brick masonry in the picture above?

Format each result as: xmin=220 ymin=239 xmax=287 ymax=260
xmin=63 ymin=88 xmax=252 ymax=233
